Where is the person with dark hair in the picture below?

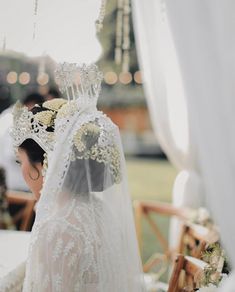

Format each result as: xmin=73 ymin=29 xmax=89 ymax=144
xmin=0 ymin=92 xmax=45 ymax=191
xmin=10 ymin=64 xmax=145 ymax=291
xmin=15 ymin=101 xmax=59 ymax=198
xmin=45 ymin=87 xmax=61 ymax=100
xmin=21 ymin=92 xmax=45 ymax=110
xmin=0 ymin=167 xmax=14 ymax=229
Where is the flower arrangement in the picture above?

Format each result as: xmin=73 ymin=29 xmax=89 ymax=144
xmin=184 ymin=208 xmax=230 ymax=289
xmin=188 ymin=207 xmax=213 ymax=228
xmin=199 ymin=243 xmax=226 ymax=287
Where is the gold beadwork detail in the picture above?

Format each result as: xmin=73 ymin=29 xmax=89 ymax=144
xmin=73 ymin=121 xmax=121 ymax=184
xmin=73 ymin=123 xmax=100 ymax=152
xmin=57 ymin=101 xmax=78 ymax=119
xmin=34 ymin=110 xmax=55 ymax=127
xmin=43 ymin=98 xmax=67 ymax=112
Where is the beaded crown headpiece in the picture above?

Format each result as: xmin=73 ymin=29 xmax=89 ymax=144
xmin=11 ymin=63 xmax=103 ymax=153
xmin=11 ymin=99 xmax=67 ymax=153
xmin=54 ymin=63 xmax=103 ymax=105
xmin=11 ymin=63 xmax=121 ymax=184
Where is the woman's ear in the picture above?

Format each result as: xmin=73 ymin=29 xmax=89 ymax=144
xmin=18 ymin=149 xmax=43 ymax=200
xmin=28 ymin=164 xmax=41 ymax=181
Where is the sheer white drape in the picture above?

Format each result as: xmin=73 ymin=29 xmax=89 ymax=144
xmin=132 ymin=0 xmax=235 ymax=289
xmin=23 ymin=102 xmax=145 ymax=291
xmin=132 ymin=0 xmax=205 ymax=245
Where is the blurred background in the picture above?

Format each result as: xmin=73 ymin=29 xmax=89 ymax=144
xmin=0 ymin=0 xmax=176 ymax=269
xmin=1 ymin=1 xmax=234 ymax=290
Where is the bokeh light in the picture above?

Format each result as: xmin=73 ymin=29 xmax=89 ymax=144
xmin=19 ymin=72 xmax=30 ymax=85
xmin=119 ymin=72 xmax=132 ymax=85
xmin=6 ymin=71 xmax=17 ymax=84
xmin=134 ymin=71 xmax=142 ymax=84
xmin=37 ymin=73 xmax=49 ymax=86
xmin=104 ymin=71 xmax=118 ymax=85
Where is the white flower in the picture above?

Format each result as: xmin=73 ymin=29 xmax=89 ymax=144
xmin=198 ymin=208 xmax=210 ymax=223
xmin=43 ymin=98 xmax=67 ymax=111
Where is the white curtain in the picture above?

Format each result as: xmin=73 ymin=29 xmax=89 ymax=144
xmin=132 ymin=0 xmax=205 ymax=245
xmin=132 ymin=0 xmax=235 ymax=288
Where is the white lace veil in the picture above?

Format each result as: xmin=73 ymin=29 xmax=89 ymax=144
xmin=21 ymin=64 xmax=145 ymax=291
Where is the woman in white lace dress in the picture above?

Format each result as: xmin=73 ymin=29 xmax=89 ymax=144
xmin=11 ymin=64 xmax=145 ymax=292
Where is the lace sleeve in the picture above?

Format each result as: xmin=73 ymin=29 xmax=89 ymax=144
xmin=23 ymin=218 xmax=94 ymax=292
xmin=0 ymin=262 xmax=25 ymax=292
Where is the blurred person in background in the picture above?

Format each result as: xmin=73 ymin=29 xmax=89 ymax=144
xmin=21 ymin=93 xmax=45 ymax=110
xmin=0 ymin=85 xmax=11 ymax=114
xmin=0 ymin=93 xmax=45 ymax=191
xmin=45 ymin=87 xmax=61 ymax=100
xmin=0 ymin=167 xmax=15 ymax=229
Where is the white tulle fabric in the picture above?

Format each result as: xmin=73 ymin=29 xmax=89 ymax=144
xmin=131 ymin=0 xmax=205 ymax=247
xmin=22 ymin=101 xmax=145 ymax=292
xmin=133 ymin=0 xmax=235 ymax=289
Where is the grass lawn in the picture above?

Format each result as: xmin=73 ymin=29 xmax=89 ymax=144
xmin=126 ymin=157 xmax=177 ymax=266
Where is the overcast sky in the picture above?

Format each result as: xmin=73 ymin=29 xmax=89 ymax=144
xmin=0 ymin=0 xmax=102 ymax=63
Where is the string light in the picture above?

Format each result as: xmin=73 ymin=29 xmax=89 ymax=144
xmin=104 ymin=72 xmax=118 ymax=85
xmin=119 ymin=72 xmax=132 ymax=85
xmin=37 ymin=73 xmax=49 ymax=86
xmin=19 ymin=72 xmax=30 ymax=85
xmin=6 ymin=72 xmax=17 ymax=84
xmin=134 ymin=71 xmax=142 ymax=84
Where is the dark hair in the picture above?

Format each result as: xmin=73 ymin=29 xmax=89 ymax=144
xmin=0 ymin=167 xmax=7 ymax=192
xmin=47 ymin=88 xmax=61 ymax=99
xmin=19 ymin=104 xmax=54 ymax=166
xmin=19 ymin=139 xmax=45 ymax=165
xmin=22 ymin=93 xmax=45 ymax=106
xmin=30 ymin=104 xmax=56 ymax=132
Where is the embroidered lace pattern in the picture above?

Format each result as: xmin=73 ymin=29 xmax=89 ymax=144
xmin=15 ymin=63 xmax=144 ymax=292
xmin=24 ymin=196 xmax=125 ymax=291
xmin=11 ymin=102 xmax=54 ymax=153
xmin=11 ymin=99 xmax=67 ymax=153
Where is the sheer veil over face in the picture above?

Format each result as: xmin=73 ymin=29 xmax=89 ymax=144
xmin=12 ymin=65 xmax=145 ymax=292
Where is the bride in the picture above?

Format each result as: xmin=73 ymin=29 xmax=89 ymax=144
xmin=11 ymin=63 xmax=145 ymax=291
